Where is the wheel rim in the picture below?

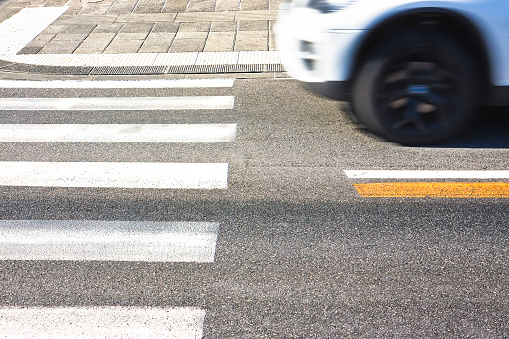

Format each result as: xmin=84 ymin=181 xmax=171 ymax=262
xmin=374 ymin=48 xmax=466 ymax=136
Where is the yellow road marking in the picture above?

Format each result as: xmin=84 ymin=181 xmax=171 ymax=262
xmin=353 ymin=182 xmax=509 ymax=198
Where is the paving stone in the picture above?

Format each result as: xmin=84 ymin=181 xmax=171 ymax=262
xmin=175 ymin=11 xmax=235 ymax=22
xmin=60 ymin=24 xmax=97 ymax=35
xmin=161 ymin=0 xmax=188 ymax=13
xmin=38 ymin=39 xmax=82 ymax=54
xmin=216 ymin=0 xmax=241 ymax=11
xmin=18 ymin=46 xmax=43 ymax=55
xmin=120 ymin=22 xmax=154 ymax=34
xmin=187 ymin=0 xmax=216 ymax=12
xmin=234 ymin=30 xmax=268 ymax=51
xmin=151 ymin=22 xmax=180 ymax=33
xmin=116 ymin=13 xmax=176 ymax=22
xmin=79 ymin=3 xmax=113 ymax=15
xmin=138 ymin=32 xmax=175 ymax=53
xmin=41 ymin=25 xmax=65 ymax=34
xmin=52 ymin=33 xmax=91 ymax=41
xmin=93 ymin=23 xmax=124 ymax=34
xmin=133 ymin=0 xmax=166 ymax=14
xmin=235 ymin=10 xmax=278 ymax=20
xmin=203 ymin=32 xmax=235 ymax=52
xmin=107 ymin=1 xmax=138 ymax=15
xmin=238 ymin=20 xmax=268 ymax=31
xmin=23 ymin=33 xmax=57 ymax=48
xmin=115 ymin=32 xmax=150 ymax=40
xmin=169 ymin=38 xmax=206 ymax=53
xmin=53 ymin=15 xmax=117 ymax=25
xmin=175 ymin=31 xmax=208 ymax=40
xmin=269 ymin=0 xmax=285 ymax=10
xmin=103 ymin=38 xmax=144 ymax=53
xmin=211 ymin=21 xmax=237 ymax=32
xmin=179 ymin=22 xmax=211 ymax=32
xmin=240 ymin=0 xmax=268 ymax=10
xmin=73 ymin=32 xmax=116 ymax=54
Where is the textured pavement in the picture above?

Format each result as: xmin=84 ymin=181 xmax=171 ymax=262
xmin=0 ymin=0 xmax=285 ymax=76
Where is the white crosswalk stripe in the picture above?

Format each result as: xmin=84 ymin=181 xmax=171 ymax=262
xmin=0 ymin=162 xmax=228 ymax=189
xmin=0 ymin=124 xmax=237 ymax=143
xmin=0 ymin=96 xmax=235 ymax=110
xmin=0 ymin=306 xmax=206 ymax=338
xmin=0 ymin=220 xmax=219 ymax=262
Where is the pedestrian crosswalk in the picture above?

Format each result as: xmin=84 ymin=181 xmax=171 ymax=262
xmin=0 ymin=78 xmax=236 ymax=337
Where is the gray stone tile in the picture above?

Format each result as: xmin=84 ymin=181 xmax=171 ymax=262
xmin=133 ymin=0 xmax=166 ymax=14
xmin=175 ymin=11 xmax=235 ymax=22
xmin=24 ymin=33 xmax=57 ymax=48
xmin=73 ymin=32 xmax=116 ymax=54
xmin=115 ymin=32 xmax=151 ymax=40
xmin=41 ymin=25 xmax=65 ymax=35
xmin=161 ymin=0 xmax=188 ymax=13
xmin=107 ymin=1 xmax=137 ymax=15
xmin=238 ymin=20 xmax=268 ymax=31
xmin=116 ymin=13 xmax=176 ymax=22
xmin=93 ymin=23 xmax=124 ymax=34
xmin=235 ymin=10 xmax=278 ymax=20
xmin=38 ymin=39 xmax=82 ymax=54
xmin=234 ymin=30 xmax=268 ymax=51
xmin=120 ymin=23 xmax=154 ymax=34
xmin=138 ymin=32 xmax=175 ymax=53
xmin=103 ymin=38 xmax=144 ymax=53
xmin=169 ymin=38 xmax=206 ymax=52
xmin=18 ymin=46 xmax=43 ymax=55
xmin=211 ymin=21 xmax=237 ymax=32
xmin=269 ymin=0 xmax=285 ymax=10
xmin=179 ymin=22 xmax=211 ymax=32
xmin=175 ymin=31 xmax=208 ymax=40
xmin=79 ymin=3 xmax=113 ymax=15
xmin=240 ymin=0 xmax=268 ymax=10
xmin=52 ymin=33 xmax=91 ymax=41
xmin=216 ymin=0 xmax=241 ymax=11
xmin=203 ymin=32 xmax=235 ymax=52
xmin=152 ymin=22 xmax=180 ymax=33
xmin=53 ymin=15 xmax=117 ymax=25
xmin=60 ymin=24 xmax=97 ymax=35
xmin=187 ymin=0 xmax=216 ymax=12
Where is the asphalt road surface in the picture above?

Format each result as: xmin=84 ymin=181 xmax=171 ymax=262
xmin=0 ymin=78 xmax=507 ymax=338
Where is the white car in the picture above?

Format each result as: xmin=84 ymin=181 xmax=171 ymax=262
xmin=275 ymin=0 xmax=509 ymax=144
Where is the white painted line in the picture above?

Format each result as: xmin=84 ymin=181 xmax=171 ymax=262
xmin=0 ymin=124 xmax=237 ymax=143
xmin=0 ymin=96 xmax=235 ymax=110
xmin=0 ymin=162 xmax=228 ymax=189
xmin=0 ymin=79 xmax=235 ymax=88
xmin=0 ymin=306 xmax=205 ymax=338
xmin=344 ymin=170 xmax=509 ymax=179
xmin=0 ymin=220 xmax=219 ymax=262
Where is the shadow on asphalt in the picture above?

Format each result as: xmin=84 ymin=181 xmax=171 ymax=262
xmin=436 ymin=106 xmax=509 ymax=148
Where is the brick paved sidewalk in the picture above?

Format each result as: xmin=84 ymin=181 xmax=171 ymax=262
xmin=0 ymin=0 xmax=282 ymax=56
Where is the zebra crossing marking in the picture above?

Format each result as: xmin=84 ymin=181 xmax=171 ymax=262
xmin=0 ymin=79 xmax=235 ymax=88
xmin=0 ymin=96 xmax=235 ymax=110
xmin=0 ymin=124 xmax=237 ymax=143
xmin=0 ymin=306 xmax=206 ymax=339
xmin=0 ymin=162 xmax=229 ymax=189
xmin=0 ymin=220 xmax=219 ymax=262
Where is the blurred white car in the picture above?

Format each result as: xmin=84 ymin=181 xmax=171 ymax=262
xmin=275 ymin=0 xmax=509 ymax=144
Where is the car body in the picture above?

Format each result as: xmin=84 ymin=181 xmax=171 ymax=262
xmin=275 ymin=0 xmax=509 ymax=144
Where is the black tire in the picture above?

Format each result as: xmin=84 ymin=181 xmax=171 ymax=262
xmin=352 ymin=30 xmax=480 ymax=145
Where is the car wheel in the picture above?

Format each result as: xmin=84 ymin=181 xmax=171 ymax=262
xmin=352 ymin=30 xmax=480 ymax=145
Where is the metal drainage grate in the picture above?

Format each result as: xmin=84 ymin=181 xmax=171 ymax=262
xmin=166 ymin=64 xmax=285 ymax=74
xmin=90 ymin=66 xmax=169 ymax=75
